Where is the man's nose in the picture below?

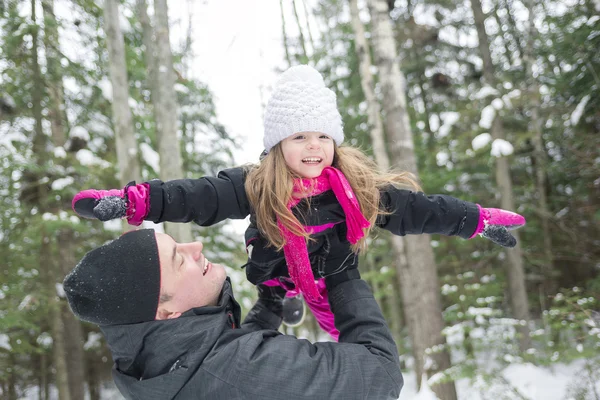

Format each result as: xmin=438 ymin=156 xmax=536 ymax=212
xmin=182 ymin=241 xmax=203 ymax=260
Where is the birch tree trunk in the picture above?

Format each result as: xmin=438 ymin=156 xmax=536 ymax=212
xmin=31 ymin=1 xmax=71 ymax=398
xmin=42 ymin=2 xmax=87 ymax=397
xmin=104 ymin=0 xmax=142 ymax=188
xmin=41 ymin=0 xmax=67 ymax=146
xmin=349 ymin=0 xmax=388 ymax=170
xmin=152 ymin=0 xmax=192 ymax=242
xmin=280 ymin=0 xmax=293 ymax=67
xmin=351 ymin=0 xmax=405 ymax=355
xmin=522 ymin=0 xmax=556 ymax=298
xmin=57 ymin=232 xmax=86 ymax=400
xmin=470 ymin=0 xmax=532 ymax=352
xmin=365 ymin=0 xmax=457 ymax=398
xmin=292 ymin=0 xmax=309 ymax=63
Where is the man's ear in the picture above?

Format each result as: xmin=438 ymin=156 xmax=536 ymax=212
xmin=155 ymin=307 xmax=182 ymax=320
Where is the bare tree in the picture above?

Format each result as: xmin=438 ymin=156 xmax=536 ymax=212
xmin=365 ymin=0 xmax=458 ymax=398
xmin=521 ymin=0 xmax=556 ymax=299
xmin=151 ymin=0 xmax=193 ymax=242
xmin=292 ymin=0 xmax=309 ymax=63
xmin=470 ymin=0 xmax=532 ymax=351
xmin=103 ymin=0 xmax=142 ymax=189
xmin=31 ymin=1 xmax=71 ymax=398
xmin=42 ymin=2 xmax=86 ymax=398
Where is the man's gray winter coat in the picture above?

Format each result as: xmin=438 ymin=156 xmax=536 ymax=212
xmin=101 ymin=278 xmax=403 ymax=399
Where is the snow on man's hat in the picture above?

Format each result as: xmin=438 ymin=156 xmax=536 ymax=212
xmin=63 ymin=229 xmax=161 ymax=326
xmin=263 ymin=65 xmax=344 ymax=152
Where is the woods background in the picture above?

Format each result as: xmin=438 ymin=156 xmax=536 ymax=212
xmin=0 ymin=0 xmax=598 ymax=399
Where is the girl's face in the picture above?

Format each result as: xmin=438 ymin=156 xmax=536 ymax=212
xmin=280 ymin=131 xmax=335 ymax=178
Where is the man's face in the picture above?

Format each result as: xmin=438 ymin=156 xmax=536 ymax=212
xmin=154 ymin=232 xmax=227 ymax=320
xmin=280 ymin=131 xmax=335 ymax=178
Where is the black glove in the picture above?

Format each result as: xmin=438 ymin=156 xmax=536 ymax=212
xmin=255 ymin=283 xmax=286 ymax=317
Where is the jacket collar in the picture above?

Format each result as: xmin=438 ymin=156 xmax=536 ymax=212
xmin=100 ymin=278 xmax=240 ymax=381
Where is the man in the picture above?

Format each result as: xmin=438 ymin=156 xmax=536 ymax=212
xmin=64 ymin=229 xmax=403 ymax=399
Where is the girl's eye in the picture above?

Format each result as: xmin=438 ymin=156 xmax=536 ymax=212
xmin=320 ymin=135 xmax=331 ymax=139
xmin=293 ymin=135 xmax=305 ymax=140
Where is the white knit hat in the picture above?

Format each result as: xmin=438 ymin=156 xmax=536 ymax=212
xmin=263 ymin=65 xmax=344 ymax=152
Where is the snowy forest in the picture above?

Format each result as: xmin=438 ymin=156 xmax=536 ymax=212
xmin=0 ymin=0 xmax=599 ymax=399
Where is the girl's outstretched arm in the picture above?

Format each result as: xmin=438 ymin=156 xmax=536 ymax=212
xmin=72 ymin=167 xmax=251 ymax=226
xmin=377 ymin=187 xmax=525 ymax=248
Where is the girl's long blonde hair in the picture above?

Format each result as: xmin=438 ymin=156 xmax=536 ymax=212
xmin=244 ymin=144 xmax=421 ymax=253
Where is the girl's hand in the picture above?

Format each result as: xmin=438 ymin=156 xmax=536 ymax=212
xmin=72 ymin=182 xmax=150 ymax=226
xmin=472 ymin=206 xmax=526 ymax=248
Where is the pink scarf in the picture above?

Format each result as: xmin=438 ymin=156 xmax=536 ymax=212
xmin=277 ymin=167 xmax=371 ymax=301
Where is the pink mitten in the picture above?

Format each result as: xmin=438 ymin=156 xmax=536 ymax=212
xmin=470 ymin=205 xmax=526 ymax=248
xmin=72 ymin=182 xmax=150 ymax=226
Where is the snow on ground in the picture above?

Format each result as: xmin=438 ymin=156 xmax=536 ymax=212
xmin=399 ymin=359 xmax=600 ymax=400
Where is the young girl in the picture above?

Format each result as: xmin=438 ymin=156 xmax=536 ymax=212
xmin=73 ymin=65 xmax=525 ymax=341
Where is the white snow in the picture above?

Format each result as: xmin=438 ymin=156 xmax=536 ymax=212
xmin=17 ymin=294 xmax=33 ymax=311
xmin=490 ymin=139 xmax=514 ymax=157
xmin=75 ymin=149 xmax=112 ymax=168
xmin=174 ymin=83 xmax=189 ymax=93
xmin=479 ymin=105 xmax=495 ymax=129
xmin=429 ymin=114 xmax=440 ymax=132
xmin=0 ymin=334 xmax=11 ymax=351
xmin=55 ymin=283 xmax=65 ymax=298
xmin=491 ymin=98 xmax=504 ymax=110
xmin=97 ymin=77 xmax=113 ymax=101
xmin=140 ymin=142 xmax=161 ymax=173
xmin=53 ymin=146 xmax=67 ymax=158
xmin=51 ymin=176 xmax=74 ymax=191
xmin=473 ymin=85 xmax=499 ymax=99
xmin=438 ymin=112 xmax=460 ymax=138
xmin=570 ymin=94 xmax=590 ymax=126
xmin=472 ymin=133 xmax=492 ymax=151
xmin=399 ymin=359 xmax=600 ymax=400
xmin=84 ymin=332 xmax=103 ymax=350
xmin=436 ymin=151 xmax=450 ymax=166
xmin=103 ymin=219 xmax=124 ymax=232
xmin=36 ymin=332 xmax=53 ymax=348
xmin=70 ymin=126 xmax=90 ymax=141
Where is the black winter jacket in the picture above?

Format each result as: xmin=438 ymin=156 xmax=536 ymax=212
xmin=101 ymin=278 xmax=403 ymax=399
xmin=145 ymin=167 xmax=480 ymax=284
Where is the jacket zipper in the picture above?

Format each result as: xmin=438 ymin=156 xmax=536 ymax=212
xmin=227 ymin=311 xmax=236 ymax=329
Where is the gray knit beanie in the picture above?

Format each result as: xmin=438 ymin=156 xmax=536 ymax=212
xmin=63 ymin=229 xmax=161 ymax=326
xmin=263 ymin=65 xmax=344 ymax=152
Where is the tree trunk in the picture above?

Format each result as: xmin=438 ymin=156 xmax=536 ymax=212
xmin=103 ymin=0 xmax=142 ymax=188
xmin=41 ymin=0 xmax=67 ymax=146
xmin=349 ymin=0 xmax=388 ymax=170
xmin=280 ymin=0 xmax=293 ymax=67
xmin=292 ymin=0 xmax=309 ymax=64
xmin=521 ymin=0 xmax=556 ymax=298
xmin=350 ymin=0 xmax=405 ymax=356
xmin=39 ymin=352 xmax=46 ymax=400
xmin=300 ymin=0 xmax=316 ymax=58
xmin=6 ymin=351 xmax=16 ymax=400
xmin=152 ymin=0 xmax=193 ymax=242
xmin=87 ymin=356 xmax=101 ymax=400
xmin=31 ymin=0 xmax=71 ymax=397
xmin=57 ymin=231 xmax=86 ymax=400
xmin=42 ymin=2 xmax=88 ymax=393
xmin=470 ymin=0 xmax=532 ymax=352
xmin=366 ymin=0 xmax=457 ymax=398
